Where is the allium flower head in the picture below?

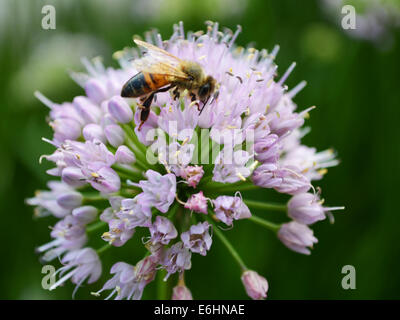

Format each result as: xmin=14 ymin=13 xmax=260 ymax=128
xmin=28 ymin=21 xmax=343 ymax=299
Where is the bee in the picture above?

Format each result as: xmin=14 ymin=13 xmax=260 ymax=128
xmin=121 ymin=39 xmax=216 ymax=130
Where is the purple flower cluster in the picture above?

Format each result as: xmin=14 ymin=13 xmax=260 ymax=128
xmin=28 ymin=21 xmax=342 ymax=300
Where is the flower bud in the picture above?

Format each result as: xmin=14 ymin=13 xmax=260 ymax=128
xmin=287 ymin=193 xmax=325 ymax=225
xmin=108 ymin=96 xmax=133 ymax=123
xmin=51 ymin=118 xmax=81 ymax=142
xmin=278 ymin=221 xmax=318 ymax=255
xmin=101 ymin=113 xmax=117 ymax=127
xmin=115 ymin=145 xmax=136 ymax=164
xmin=85 ymin=78 xmax=108 ymax=104
xmin=184 ymin=191 xmax=208 ymax=214
xmin=180 ymin=165 xmax=204 ymax=188
xmin=172 ymin=284 xmax=193 ymax=300
xmin=56 ymin=192 xmax=83 ymax=209
xmin=104 ymin=124 xmax=125 ymax=147
xmin=72 ymin=205 xmax=98 ymax=224
xmin=61 ymin=167 xmax=87 ymax=188
xmin=82 ymin=123 xmax=107 ymax=143
xmin=73 ymin=96 xmax=101 ymax=124
xmin=88 ymin=167 xmax=121 ymax=194
xmin=241 ymin=270 xmax=268 ymax=300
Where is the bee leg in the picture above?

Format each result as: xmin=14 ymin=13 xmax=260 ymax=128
xmin=138 ymin=108 xmax=150 ymax=131
xmin=189 ymin=93 xmax=201 ymax=110
xmin=173 ymin=87 xmax=180 ymax=100
xmin=138 ymin=86 xmax=175 ymax=130
xmin=138 ymin=93 xmax=155 ymax=131
xmin=156 ymin=85 xmax=174 ymax=94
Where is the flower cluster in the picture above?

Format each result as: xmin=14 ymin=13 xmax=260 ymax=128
xmin=28 ymin=21 xmax=343 ymax=299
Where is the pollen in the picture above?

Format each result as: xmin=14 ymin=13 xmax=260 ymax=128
xmin=318 ymin=168 xmax=328 ymax=176
xmin=182 ymin=137 xmax=190 ymax=145
xmin=112 ymin=50 xmax=124 ymax=60
xmin=236 ymin=172 xmax=247 ymax=181
xmin=91 ymin=172 xmax=100 ymax=178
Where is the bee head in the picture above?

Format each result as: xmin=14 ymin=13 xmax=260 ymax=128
xmin=198 ymin=76 xmax=216 ymax=103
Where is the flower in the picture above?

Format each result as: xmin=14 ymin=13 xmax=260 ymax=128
xmin=95 ymin=257 xmax=156 ymax=300
xmin=149 ymin=216 xmax=178 ymax=245
xmin=108 ymin=95 xmax=133 ymax=123
xmin=321 ymin=0 xmax=400 ymax=47
xmin=136 ymin=170 xmax=176 ymax=213
xmin=26 ymin=181 xmax=74 ymax=218
xmin=162 ymin=242 xmax=192 ymax=280
xmin=241 ymin=270 xmax=269 ymax=300
xmin=180 ymin=165 xmax=204 ymax=188
xmin=115 ymin=145 xmax=136 ymax=164
xmin=213 ymin=194 xmax=251 ymax=226
xmin=116 ymin=194 xmax=153 ymax=229
xmin=172 ymin=283 xmax=193 ymax=300
xmin=28 ymin=21 xmax=342 ymax=300
xmin=278 ymin=221 xmax=318 ymax=255
xmin=50 ymin=248 xmax=102 ymax=296
xmin=181 ymin=222 xmax=212 ymax=256
xmin=287 ymin=192 xmax=344 ymax=225
xmin=184 ymin=191 xmax=208 ymax=214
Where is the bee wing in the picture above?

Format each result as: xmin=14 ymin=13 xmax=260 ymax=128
xmin=133 ymin=39 xmax=189 ymax=79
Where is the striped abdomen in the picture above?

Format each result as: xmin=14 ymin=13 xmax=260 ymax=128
xmin=121 ymin=72 xmax=171 ymax=98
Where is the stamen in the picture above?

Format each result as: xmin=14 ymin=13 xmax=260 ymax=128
xmin=49 ymin=268 xmax=77 ymax=291
xmin=278 ymin=62 xmax=296 ymax=85
xmin=288 ymin=81 xmax=307 ymax=98
xmin=236 ymin=172 xmax=246 ymax=181
xmin=175 ymin=194 xmax=186 ymax=206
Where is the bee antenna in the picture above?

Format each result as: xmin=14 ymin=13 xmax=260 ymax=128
xmin=199 ymin=96 xmax=211 ymax=115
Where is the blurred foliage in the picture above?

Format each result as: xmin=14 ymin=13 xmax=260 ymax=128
xmin=0 ymin=0 xmax=399 ymax=299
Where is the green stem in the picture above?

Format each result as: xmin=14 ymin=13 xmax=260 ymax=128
xmin=96 ymin=243 xmax=111 ymax=255
xmin=112 ymin=164 xmax=143 ymax=181
xmin=82 ymin=195 xmax=108 ymax=205
xmin=156 ymin=269 xmax=168 ymax=300
xmin=249 ymin=215 xmax=281 ymax=232
xmin=167 ymin=202 xmax=179 ymax=220
xmin=244 ymin=199 xmax=287 ymax=212
xmin=206 ymin=213 xmax=247 ymax=271
xmin=87 ymin=221 xmax=107 ymax=233
xmin=204 ymin=181 xmax=259 ymax=193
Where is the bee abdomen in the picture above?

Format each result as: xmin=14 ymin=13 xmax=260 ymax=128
xmin=121 ymin=72 xmax=151 ymax=98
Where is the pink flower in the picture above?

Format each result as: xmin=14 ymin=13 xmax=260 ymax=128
xmin=181 ymin=222 xmax=212 ymax=256
xmin=184 ymin=191 xmax=208 ymax=214
xmin=241 ymin=270 xmax=269 ymax=300
xmin=278 ymin=221 xmax=318 ymax=255
xmin=172 ymin=283 xmax=193 ymax=300
xmin=213 ymin=195 xmax=252 ymax=226
xmin=180 ymin=165 xmax=204 ymax=188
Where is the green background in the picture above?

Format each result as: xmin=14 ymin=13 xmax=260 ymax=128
xmin=0 ymin=0 xmax=399 ymax=299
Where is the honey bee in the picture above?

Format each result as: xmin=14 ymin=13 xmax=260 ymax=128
xmin=121 ymin=39 xmax=216 ymax=130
